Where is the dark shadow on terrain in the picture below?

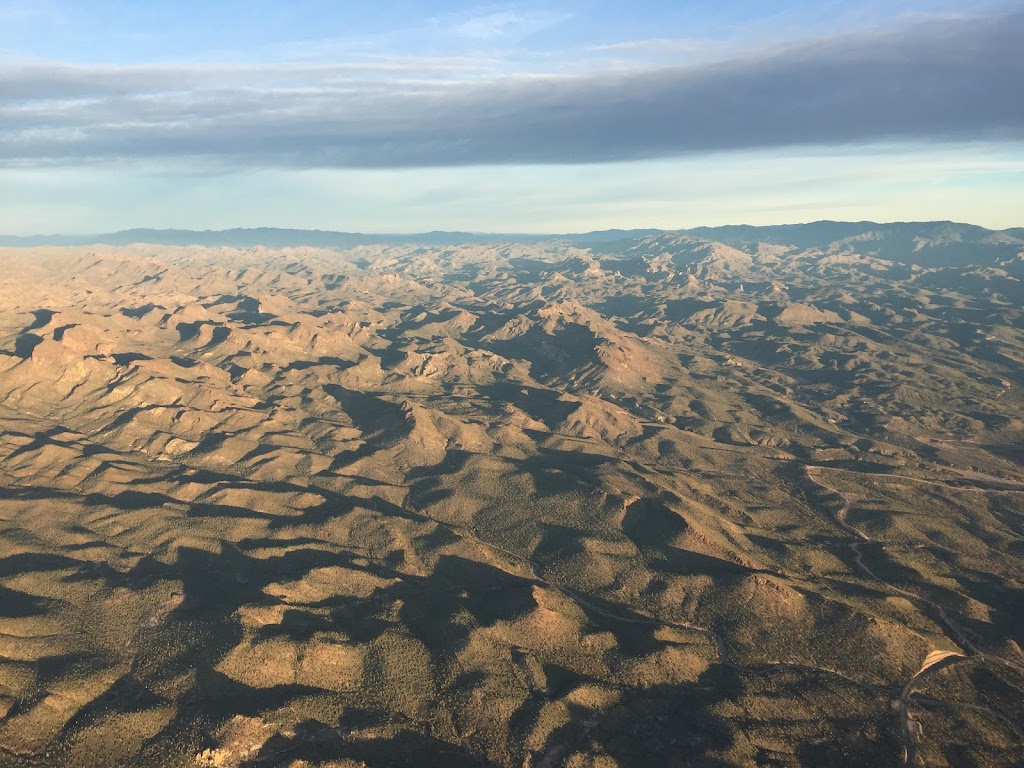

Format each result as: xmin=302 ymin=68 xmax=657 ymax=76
xmin=323 ymin=384 xmax=410 ymax=453
xmin=592 ymin=295 xmax=649 ymax=319
xmin=478 ymin=382 xmax=580 ymax=430
xmin=50 ymin=323 xmax=76 ymax=341
xmin=83 ymin=466 xmax=421 ymax=528
xmin=13 ymin=332 xmax=43 ymax=358
xmin=48 ymin=675 xmax=170 ymax=753
xmin=532 ymin=522 xmax=590 ymax=565
xmin=369 ymin=344 xmax=408 ymax=368
xmin=175 ymin=321 xmax=231 ymax=346
xmin=253 ymin=553 xmax=537 ymax=655
xmin=25 ymin=308 xmax=55 ymax=331
xmin=221 ymin=295 xmax=280 ymax=324
xmin=207 ymin=325 xmax=232 ymax=345
xmin=242 ymin=719 xmax=489 ymax=768
xmin=853 ymin=542 xmax=925 ymax=585
xmin=0 ymin=584 xmax=56 ymax=618
xmin=36 ymin=651 xmax=118 ymax=686
xmin=111 ymin=351 xmax=152 ymax=365
xmin=664 ymin=298 xmax=716 ymax=323
xmin=487 ymin=322 xmax=601 ymax=383
xmin=2 ymin=425 xmax=74 ymax=461
xmin=544 ymin=663 xmax=591 ymax=700
xmin=537 ymin=667 xmax=741 ymax=767
xmin=747 ymin=533 xmax=789 ymax=558
xmin=531 ymin=447 xmax=614 ymax=487
xmin=176 ymin=321 xmax=209 ymax=342
xmin=405 ymin=448 xmax=476 ymax=483
xmin=796 ymin=730 xmax=904 ymax=768
xmin=120 ymin=303 xmax=165 ymax=319
xmin=281 ymin=356 xmax=357 ymax=373
xmin=0 ymin=552 xmax=83 ymax=578
xmin=985 ymin=445 xmax=1024 ymax=468
xmin=653 ymin=547 xmax=760 ymax=579
xmin=955 ymin=569 xmax=1024 ymax=650
xmin=432 ymin=556 xmax=538 ymax=626
xmin=622 ymin=497 xmax=687 ymax=546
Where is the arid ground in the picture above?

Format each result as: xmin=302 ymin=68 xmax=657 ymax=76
xmin=0 ymin=222 xmax=1022 ymax=767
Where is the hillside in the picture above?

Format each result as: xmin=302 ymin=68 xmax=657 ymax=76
xmin=0 ymin=224 xmax=1022 ymax=767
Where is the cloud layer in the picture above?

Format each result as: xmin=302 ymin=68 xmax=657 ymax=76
xmin=2 ymin=10 xmax=1022 ymax=168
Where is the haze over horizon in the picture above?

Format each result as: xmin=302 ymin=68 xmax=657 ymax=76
xmin=2 ymin=0 xmax=1023 ymax=235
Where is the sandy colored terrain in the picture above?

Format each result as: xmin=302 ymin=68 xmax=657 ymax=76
xmin=0 ymin=226 xmax=1022 ymax=766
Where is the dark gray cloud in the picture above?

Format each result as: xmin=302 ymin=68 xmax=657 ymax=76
xmin=2 ymin=11 xmax=1022 ymax=168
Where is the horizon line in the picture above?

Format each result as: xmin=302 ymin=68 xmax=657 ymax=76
xmin=2 ymin=217 xmax=1021 ymax=242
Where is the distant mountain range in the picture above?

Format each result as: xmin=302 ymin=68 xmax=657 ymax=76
xmin=2 ymin=221 xmax=1022 ymax=268
xmin=0 ymin=226 xmax=661 ymax=249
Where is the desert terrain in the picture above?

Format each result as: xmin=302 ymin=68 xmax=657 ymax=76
xmin=0 ymin=222 xmax=1022 ymax=767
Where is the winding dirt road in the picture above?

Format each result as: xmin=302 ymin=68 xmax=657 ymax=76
xmin=804 ymin=466 xmax=987 ymax=651
xmin=802 ymin=465 xmax=1024 ymax=765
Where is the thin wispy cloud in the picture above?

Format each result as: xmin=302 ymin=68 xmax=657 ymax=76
xmin=445 ymin=9 xmax=569 ymax=41
xmin=1 ymin=10 xmax=1021 ymax=169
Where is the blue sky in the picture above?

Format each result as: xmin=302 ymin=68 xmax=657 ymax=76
xmin=1 ymin=0 xmax=1021 ymax=233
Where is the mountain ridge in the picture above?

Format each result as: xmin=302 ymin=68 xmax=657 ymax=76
xmin=2 ymin=220 xmax=1020 ymax=251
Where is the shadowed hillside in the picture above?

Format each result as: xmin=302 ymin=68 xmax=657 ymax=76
xmin=0 ymin=224 xmax=1022 ymax=767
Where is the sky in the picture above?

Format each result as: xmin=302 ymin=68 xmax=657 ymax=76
xmin=1 ymin=0 xmax=1022 ymax=234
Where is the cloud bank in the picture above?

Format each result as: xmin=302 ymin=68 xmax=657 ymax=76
xmin=2 ymin=10 xmax=1022 ymax=168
